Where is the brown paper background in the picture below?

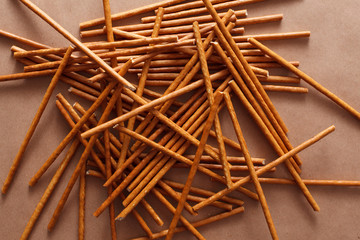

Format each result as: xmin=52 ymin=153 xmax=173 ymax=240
xmin=0 ymin=0 xmax=360 ymax=239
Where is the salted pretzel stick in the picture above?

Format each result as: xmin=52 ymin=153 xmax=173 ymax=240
xmin=119 ymin=7 xmax=165 ymax=168
xmin=165 ymin=92 xmax=224 ymax=240
xmin=0 ymin=29 xmax=50 ymax=49
xmin=157 ymin=188 xmax=233 ymax=211
xmin=163 ymin=179 xmax=244 ymax=206
xmin=203 ymin=1 xmax=288 ymax=135
xmin=19 ymin=0 xmax=135 ymax=91
xmin=263 ymin=85 xmax=309 ymax=93
xmin=249 ymin=37 xmax=360 ymax=120
xmin=251 ymin=61 xmax=300 ymax=68
xmin=78 ymin=165 xmax=86 ymax=240
xmin=143 ymin=0 xmax=258 ymax=23
xmin=1 ymin=46 xmax=73 ymax=194
xmin=212 ymin=42 xmax=301 ymax=173
xmin=79 ymin=0 xmax=187 ymax=29
xmin=174 ymin=163 xmax=276 ymax=172
xmin=151 ymin=188 xmax=205 ymax=240
xmin=132 ymin=207 xmax=245 ymax=240
xmin=223 ymin=91 xmax=278 ymax=239
xmin=229 ymin=80 xmax=321 ymax=211
xmin=19 ymin=139 xmax=80 ymax=240
xmin=47 ymin=85 xmax=122 ymax=231
xmin=258 ymin=75 xmax=300 ymax=84
xmin=233 ymin=31 xmax=311 ymax=42
xmin=235 ymin=13 xmax=283 ymax=26
xmin=185 ymin=155 xmax=265 ymax=165
xmin=112 ymin=28 xmax=146 ymax=39
xmin=192 ymin=125 xmax=335 ymax=212
xmin=125 ymin=12 xmax=235 ymax=154
xmin=229 ymin=177 xmax=360 ymax=186
xmin=194 ymin=21 xmax=232 ymax=188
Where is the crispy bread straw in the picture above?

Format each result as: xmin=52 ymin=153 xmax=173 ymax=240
xmin=248 ymin=37 xmax=360 ymax=120
xmin=263 ymin=85 xmax=309 ymax=93
xmin=47 ymin=86 xmax=122 ymax=231
xmin=165 ymin=92 xmax=224 ymax=240
xmin=28 ymin=59 xmax=132 ymax=186
xmin=19 ymin=139 xmax=80 ymax=240
xmin=1 ymin=46 xmax=73 ymax=194
xmin=102 ymin=0 xmax=118 ymax=238
xmin=185 ymin=155 xmax=265 ymax=165
xmin=193 ymin=21 xmax=232 ymax=188
xmin=132 ymin=207 xmax=245 ymax=240
xmin=143 ymin=0 xmax=257 ymax=22
xmin=19 ymin=0 xmax=136 ymax=91
xmin=163 ymin=179 xmax=244 ymax=206
xmin=174 ymin=163 xmax=276 ymax=172
xmin=212 ymin=42 xmax=302 ymax=174
xmin=235 ymin=14 xmax=283 ymax=26
xmin=223 ymin=91 xmax=278 ymax=240
xmin=229 ymin=80 xmax=321 ymax=211
xmin=233 ymin=31 xmax=311 ymax=42
xmin=151 ymin=188 xmax=205 ymax=240
xmin=0 ymin=29 xmax=50 ymax=48
xmin=79 ymin=0 xmax=187 ymax=29
xmin=230 ymin=177 xmax=360 ymax=186
xmin=112 ymin=28 xmax=146 ymax=39
xmin=78 ymin=165 xmax=86 ymax=240
xmin=258 ymin=75 xmax=300 ymax=84
xmin=203 ymin=1 xmax=288 ymax=135
xmin=192 ymin=125 xmax=335 ymax=212
xmin=118 ymin=7 xmax=164 ymax=168
xmin=158 ymin=180 xmax=198 ymax=216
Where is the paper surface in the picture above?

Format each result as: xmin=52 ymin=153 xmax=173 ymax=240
xmin=0 ymin=0 xmax=359 ymax=239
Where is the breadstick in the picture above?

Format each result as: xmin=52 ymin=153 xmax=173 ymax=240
xmin=236 ymin=14 xmax=283 ymax=26
xmin=263 ymin=85 xmax=309 ymax=93
xmin=233 ymin=31 xmax=311 ymax=42
xmin=1 ymin=46 xmax=73 ymax=194
xmin=230 ymin=177 xmax=360 ymax=186
xmin=112 ymin=28 xmax=146 ymax=39
xmin=0 ymin=29 xmax=50 ymax=49
xmin=258 ymin=75 xmax=300 ymax=84
xmin=78 ymin=165 xmax=86 ymax=240
xmin=185 ymin=155 xmax=265 ymax=165
xmin=192 ymin=125 xmax=335 ymax=212
xmin=249 ymin=37 xmax=360 ymax=120
xmin=79 ymin=0 xmax=187 ymax=29
xmin=20 ymin=0 xmax=136 ymax=90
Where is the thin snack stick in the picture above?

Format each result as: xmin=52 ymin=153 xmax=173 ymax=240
xmin=1 ymin=46 xmax=74 ymax=194
xmin=235 ymin=14 xmax=283 ymax=26
xmin=229 ymin=81 xmax=320 ymax=211
xmin=20 ymin=0 xmax=136 ymax=91
xmin=262 ymin=85 xmax=309 ymax=93
xmin=162 ymin=179 xmax=244 ymax=206
xmin=248 ymin=37 xmax=360 ymax=120
xmin=258 ymin=75 xmax=300 ymax=84
xmin=229 ymin=177 xmax=360 ymax=186
xmin=165 ymin=92 xmax=224 ymax=240
xmin=192 ymin=125 xmax=335 ymax=212
xmin=79 ymin=0 xmax=187 ymax=29
xmin=184 ymin=155 xmax=265 ymax=165
xmin=233 ymin=31 xmax=311 ymax=42
xmin=19 ymin=139 xmax=80 ymax=240
xmin=193 ymin=21 xmax=232 ymax=188
xmin=118 ymin=7 xmax=164 ymax=168
xmin=112 ymin=28 xmax=146 ymax=39
xmin=223 ymin=92 xmax=278 ymax=240
xmin=0 ymin=29 xmax=50 ymax=48
xmin=132 ymin=207 xmax=245 ymax=240
xmin=173 ymin=163 xmax=276 ymax=172
xmin=151 ymin=188 xmax=205 ymax=240
xmin=78 ymin=165 xmax=86 ymax=240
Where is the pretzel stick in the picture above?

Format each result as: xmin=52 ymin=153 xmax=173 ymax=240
xmin=212 ymin=42 xmax=301 ymax=173
xmin=194 ymin=21 xmax=232 ymax=188
xmin=162 ymin=179 xmax=244 ymax=206
xmin=78 ymin=165 xmax=86 ymax=240
xmin=165 ymin=92 xmax=224 ymax=240
xmin=249 ymin=37 xmax=360 ymax=120
xmin=223 ymin=91 xmax=278 ymax=239
xmin=112 ymin=28 xmax=146 ymax=39
xmin=258 ymin=75 xmax=300 ymax=84
xmin=1 ymin=46 xmax=73 ymax=194
xmin=0 ymin=29 xmax=50 ymax=49
xmin=20 ymin=0 xmax=135 ymax=90
xmin=19 ymin=139 xmax=80 ymax=240
xmin=79 ymin=0 xmax=187 ymax=29
xmin=151 ymin=188 xmax=205 ymax=240
xmin=230 ymin=177 xmax=360 ymax=186
xmin=118 ymin=8 xmax=164 ymax=168
xmin=192 ymin=125 xmax=335 ymax=212
xmin=185 ymin=155 xmax=265 ymax=165
xmin=132 ymin=207 xmax=245 ymax=240
xmin=233 ymin=31 xmax=311 ymax=42
xmin=143 ymin=0 xmax=258 ymax=22
xmin=173 ymin=163 xmax=276 ymax=172
xmin=263 ymin=85 xmax=309 ymax=93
